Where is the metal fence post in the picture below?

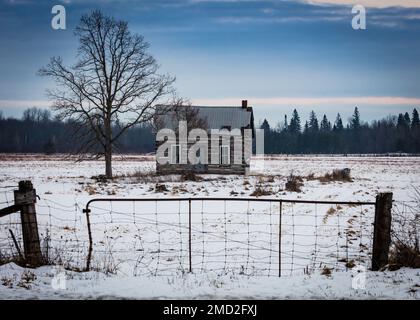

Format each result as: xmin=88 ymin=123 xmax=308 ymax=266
xmin=188 ymin=198 xmax=192 ymax=273
xmin=83 ymin=204 xmax=93 ymax=271
xmin=279 ymin=201 xmax=282 ymax=277
xmin=372 ymin=192 xmax=393 ymax=271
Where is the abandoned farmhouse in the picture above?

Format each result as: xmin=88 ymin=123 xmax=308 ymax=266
xmin=155 ymin=100 xmax=255 ymax=175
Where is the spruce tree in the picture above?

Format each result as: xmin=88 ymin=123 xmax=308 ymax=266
xmin=334 ymin=113 xmax=344 ymax=131
xmin=411 ymin=108 xmax=419 ymax=129
xmin=320 ymin=114 xmax=331 ymax=132
xmin=289 ymin=109 xmax=301 ymax=134
xmin=351 ymin=107 xmax=361 ymax=130
xmin=404 ymin=112 xmax=411 ymax=127
xmin=309 ymin=111 xmax=319 ymax=132
xmin=397 ymin=113 xmax=408 ymax=130
xmin=283 ymin=115 xmax=288 ymax=132
xmin=261 ymin=118 xmax=270 ymax=131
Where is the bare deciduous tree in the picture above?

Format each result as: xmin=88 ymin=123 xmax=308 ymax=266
xmin=154 ymin=98 xmax=207 ymax=133
xmin=39 ymin=10 xmax=175 ymax=178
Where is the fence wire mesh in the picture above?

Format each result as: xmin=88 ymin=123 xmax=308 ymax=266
xmin=0 ymin=189 xmax=388 ymax=277
xmin=82 ymin=199 xmax=376 ymax=276
xmin=0 ymin=188 xmax=88 ymax=270
xmin=391 ymin=199 xmax=420 ymax=257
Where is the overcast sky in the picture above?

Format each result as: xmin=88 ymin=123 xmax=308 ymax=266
xmin=0 ymin=0 xmax=420 ymax=125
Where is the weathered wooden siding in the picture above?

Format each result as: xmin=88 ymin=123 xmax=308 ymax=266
xmin=155 ymin=134 xmax=250 ymax=175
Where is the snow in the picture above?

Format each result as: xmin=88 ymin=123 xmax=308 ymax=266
xmin=0 ymin=263 xmax=419 ymax=299
xmin=0 ymin=154 xmax=419 ymax=299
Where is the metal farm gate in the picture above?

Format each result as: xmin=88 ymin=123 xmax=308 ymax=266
xmin=81 ymin=195 xmax=391 ymax=277
xmin=0 ymin=181 xmax=392 ymax=277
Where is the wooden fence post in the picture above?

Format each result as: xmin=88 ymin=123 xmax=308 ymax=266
xmin=14 ymin=180 xmax=42 ymax=267
xmin=372 ymin=192 xmax=393 ymax=271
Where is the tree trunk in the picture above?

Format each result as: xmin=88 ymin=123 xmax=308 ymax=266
xmin=105 ymin=145 xmax=112 ymax=179
xmin=105 ymin=115 xmax=113 ymax=179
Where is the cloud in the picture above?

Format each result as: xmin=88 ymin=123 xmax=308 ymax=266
xmin=4 ymin=97 xmax=420 ymax=110
xmin=306 ymin=0 xmax=420 ymax=9
xmin=215 ymin=14 xmax=342 ymax=24
xmin=191 ymin=97 xmax=420 ymax=106
xmin=0 ymin=100 xmax=51 ymax=109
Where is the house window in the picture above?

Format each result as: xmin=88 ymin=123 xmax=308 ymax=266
xmin=220 ymin=145 xmax=230 ymax=165
xmin=170 ymin=145 xmax=180 ymax=164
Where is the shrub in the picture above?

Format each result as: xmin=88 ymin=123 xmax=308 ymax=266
xmin=181 ymin=171 xmax=203 ymax=182
xmin=319 ymin=168 xmax=352 ymax=183
xmin=285 ymin=174 xmax=303 ymax=192
xmin=155 ymin=183 xmax=169 ymax=193
xmin=250 ymin=186 xmax=273 ymax=197
xmin=389 ymin=243 xmax=420 ymax=269
xmin=91 ymin=174 xmax=108 ymax=183
xmin=321 ymin=266 xmax=332 ymax=277
xmin=389 ymin=187 xmax=420 ymax=270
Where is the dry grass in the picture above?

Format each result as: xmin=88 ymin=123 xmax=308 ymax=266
xmin=155 ymin=183 xmax=169 ymax=193
xmin=323 ymin=206 xmax=337 ymax=224
xmin=250 ymin=186 xmax=274 ymax=197
xmin=84 ymin=184 xmax=98 ymax=195
xmin=0 ymin=251 xmax=24 ymax=267
xmin=114 ymin=170 xmax=156 ymax=183
xmin=390 ymin=188 xmax=420 ymax=270
xmin=389 ymin=243 xmax=420 ymax=270
xmin=302 ymin=170 xmax=352 ymax=183
xmin=171 ymin=185 xmax=188 ymax=194
xmin=266 ymin=176 xmax=275 ymax=183
xmin=321 ymin=266 xmax=332 ymax=277
xmin=306 ymin=173 xmax=317 ymax=181
xmin=285 ymin=174 xmax=304 ymax=193
xmin=318 ymin=169 xmax=352 ymax=183
xmin=17 ymin=270 xmax=36 ymax=289
xmin=345 ymin=260 xmax=356 ymax=269
xmin=181 ymin=171 xmax=203 ymax=182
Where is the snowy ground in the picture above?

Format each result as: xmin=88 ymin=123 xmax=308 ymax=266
xmin=0 ymin=154 xmax=419 ymax=299
xmin=0 ymin=263 xmax=419 ymax=299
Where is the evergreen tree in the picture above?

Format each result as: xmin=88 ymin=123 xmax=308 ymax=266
xmin=351 ymin=107 xmax=361 ymax=130
xmin=404 ymin=112 xmax=411 ymax=127
xmin=261 ymin=118 xmax=270 ymax=131
xmin=320 ymin=114 xmax=331 ymax=132
xmin=334 ymin=113 xmax=344 ymax=131
xmin=411 ymin=108 xmax=419 ymax=129
xmin=308 ymin=111 xmax=319 ymax=132
xmin=283 ymin=115 xmax=288 ymax=132
xmin=288 ymin=109 xmax=301 ymax=134
xmin=304 ymin=121 xmax=309 ymax=133
xmin=397 ymin=113 xmax=408 ymax=130
xmin=3 ymin=106 xmax=420 ymax=155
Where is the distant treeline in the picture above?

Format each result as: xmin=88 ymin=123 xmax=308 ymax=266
xmin=260 ymin=107 xmax=420 ymax=154
xmin=0 ymin=107 xmax=419 ymax=155
xmin=0 ymin=108 xmax=154 ymax=154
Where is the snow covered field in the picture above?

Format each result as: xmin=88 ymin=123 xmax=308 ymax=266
xmin=0 ymin=154 xmax=419 ymax=299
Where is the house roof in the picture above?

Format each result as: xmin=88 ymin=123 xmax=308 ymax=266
xmin=156 ymin=105 xmax=254 ymax=132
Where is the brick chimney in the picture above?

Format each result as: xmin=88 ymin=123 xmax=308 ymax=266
xmin=241 ymin=100 xmax=248 ymax=108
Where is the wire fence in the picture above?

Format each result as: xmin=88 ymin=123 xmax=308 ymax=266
xmin=391 ymin=199 xmax=420 ymax=253
xmin=0 ymin=188 xmax=88 ymax=270
xmin=81 ymin=197 xmax=378 ymax=277
xmin=2 ymin=188 xmax=413 ymax=277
